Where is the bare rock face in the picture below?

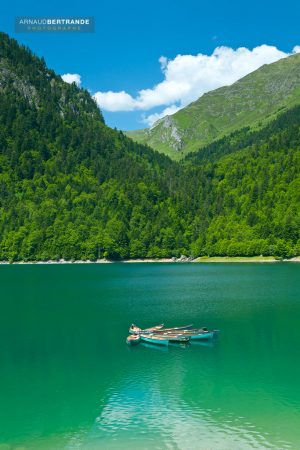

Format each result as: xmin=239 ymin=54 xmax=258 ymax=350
xmin=154 ymin=115 xmax=183 ymax=151
xmin=0 ymin=58 xmax=102 ymax=122
xmin=0 ymin=63 xmax=39 ymax=107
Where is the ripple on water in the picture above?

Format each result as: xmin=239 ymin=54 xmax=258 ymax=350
xmin=88 ymin=377 xmax=284 ymax=450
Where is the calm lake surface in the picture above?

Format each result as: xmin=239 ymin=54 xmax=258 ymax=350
xmin=0 ymin=263 xmax=299 ymax=449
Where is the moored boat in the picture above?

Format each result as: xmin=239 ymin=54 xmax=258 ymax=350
xmin=159 ymin=329 xmax=215 ymax=340
xmin=126 ymin=334 xmax=141 ymax=345
xmin=157 ymin=327 xmax=218 ymax=340
xmin=140 ymin=334 xmax=169 ymax=346
xmin=129 ymin=323 xmax=193 ymax=334
xmin=140 ymin=333 xmax=190 ymax=345
xmin=129 ymin=323 xmax=164 ymax=334
xmin=164 ymin=334 xmax=190 ymax=343
xmin=160 ymin=324 xmax=194 ymax=332
xmin=156 ymin=327 xmax=203 ymax=335
xmin=189 ymin=331 xmax=215 ymax=340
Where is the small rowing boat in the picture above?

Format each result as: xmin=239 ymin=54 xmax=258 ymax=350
xmin=160 ymin=324 xmax=194 ymax=332
xmin=140 ymin=333 xmax=190 ymax=346
xmin=164 ymin=334 xmax=190 ymax=343
xmin=156 ymin=327 xmax=219 ymax=340
xmin=160 ymin=329 xmax=217 ymax=340
xmin=189 ymin=331 xmax=215 ymax=340
xmin=129 ymin=324 xmax=193 ymax=335
xmin=129 ymin=323 xmax=164 ymax=334
xmin=126 ymin=334 xmax=141 ymax=345
xmin=140 ymin=334 xmax=169 ymax=346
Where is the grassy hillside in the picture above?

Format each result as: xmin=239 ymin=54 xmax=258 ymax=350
xmin=127 ymin=54 xmax=300 ymax=159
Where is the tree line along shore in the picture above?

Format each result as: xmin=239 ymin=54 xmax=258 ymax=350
xmin=0 ymin=256 xmax=299 ymax=264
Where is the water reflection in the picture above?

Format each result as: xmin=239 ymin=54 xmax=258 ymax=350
xmin=89 ymin=375 xmax=281 ymax=450
xmin=189 ymin=340 xmax=215 ymax=348
xmin=139 ymin=342 xmax=169 ymax=352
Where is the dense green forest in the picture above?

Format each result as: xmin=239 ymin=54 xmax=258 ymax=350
xmin=0 ymin=32 xmax=299 ymax=260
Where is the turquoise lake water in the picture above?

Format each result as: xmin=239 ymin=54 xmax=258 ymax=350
xmin=0 ymin=263 xmax=299 ymax=449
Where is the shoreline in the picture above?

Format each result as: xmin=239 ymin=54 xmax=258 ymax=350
xmin=0 ymin=256 xmax=299 ymax=265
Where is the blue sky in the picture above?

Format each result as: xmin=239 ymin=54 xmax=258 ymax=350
xmin=1 ymin=0 xmax=300 ymax=130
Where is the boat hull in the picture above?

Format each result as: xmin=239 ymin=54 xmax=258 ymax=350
xmin=140 ymin=335 xmax=169 ymax=346
xmin=190 ymin=332 xmax=215 ymax=340
xmin=166 ymin=336 xmax=190 ymax=343
xmin=126 ymin=335 xmax=141 ymax=345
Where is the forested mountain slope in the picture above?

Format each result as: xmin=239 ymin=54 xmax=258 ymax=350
xmin=0 ymin=33 xmax=182 ymax=260
xmin=0 ymin=33 xmax=299 ymax=260
xmin=127 ymin=53 xmax=300 ymax=159
xmin=183 ymin=106 xmax=300 ymax=257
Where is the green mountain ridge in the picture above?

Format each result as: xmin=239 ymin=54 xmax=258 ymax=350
xmin=0 ymin=32 xmax=299 ymax=260
xmin=127 ymin=54 xmax=300 ymax=159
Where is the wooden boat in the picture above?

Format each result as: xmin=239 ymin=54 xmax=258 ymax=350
xmin=140 ymin=333 xmax=190 ymax=345
xmin=159 ymin=328 xmax=217 ymax=340
xmin=164 ymin=334 xmax=190 ymax=343
xmin=126 ymin=334 xmax=141 ymax=345
xmin=159 ymin=324 xmax=194 ymax=332
xmin=189 ymin=331 xmax=215 ymax=340
xmin=129 ymin=323 xmax=164 ymax=334
xmin=129 ymin=323 xmax=193 ymax=335
xmin=156 ymin=327 xmax=203 ymax=335
xmin=140 ymin=334 xmax=169 ymax=346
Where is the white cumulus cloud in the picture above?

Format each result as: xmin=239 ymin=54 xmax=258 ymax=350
xmin=61 ymin=73 xmax=81 ymax=87
xmin=93 ymin=90 xmax=135 ymax=111
xmin=72 ymin=45 xmax=300 ymax=127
